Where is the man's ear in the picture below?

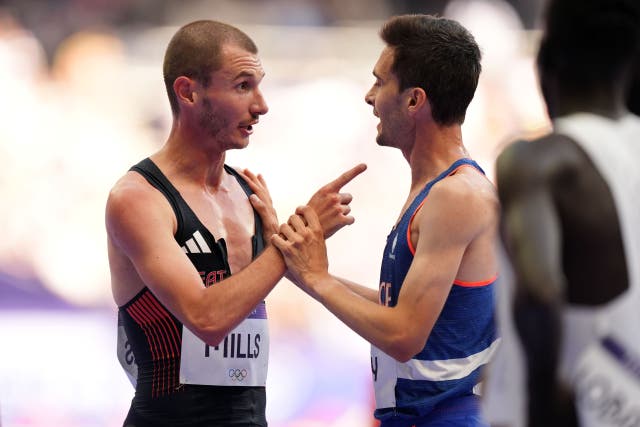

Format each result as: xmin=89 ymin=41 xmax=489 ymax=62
xmin=174 ymin=76 xmax=196 ymax=107
xmin=407 ymin=87 xmax=428 ymax=115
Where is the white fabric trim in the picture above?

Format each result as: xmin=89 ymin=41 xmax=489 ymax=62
xmin=193 ymin=230 xmax=212 ymax=253
xmin=398 ymin=338 xmax=501 ymax=382
xmin=185 ymin=238 xmax=199 ymax=253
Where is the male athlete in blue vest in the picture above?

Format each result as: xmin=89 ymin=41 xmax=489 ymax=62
xmin=271 ymin=14 xmax=499 ymax=427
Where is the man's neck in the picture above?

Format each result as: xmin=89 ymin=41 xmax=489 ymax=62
xmin=152 ymin=123 xmax=228 ymax=190
xmin=408 ymin=122 xmax=469 ymax=191
xmin=552 ymin=85 xmax=628 ymax=120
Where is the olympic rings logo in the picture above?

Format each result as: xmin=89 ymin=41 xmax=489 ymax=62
xmin=228 ymin=368 xmax=248 ymax=381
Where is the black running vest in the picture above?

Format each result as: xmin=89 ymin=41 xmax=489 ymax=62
xmin=118 ymin=158 xmax=267 ymax=427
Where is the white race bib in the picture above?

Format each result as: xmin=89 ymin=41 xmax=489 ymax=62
xmin=372 ymin=345 xmax=398 ymax=408
xmin=180 ymin=305 xmax=269 ymax=387
xmin=117 ymin=317 xmax=138 ymax=387
xmin=573 ymin=336 xmax=640 ymax=427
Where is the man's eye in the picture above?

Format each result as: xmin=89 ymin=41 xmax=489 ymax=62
xmin=238 ymin=82 xmax=249 ymax=90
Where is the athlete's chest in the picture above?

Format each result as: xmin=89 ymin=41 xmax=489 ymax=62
xmin=181 ymin=187 xmax=255 ymax=274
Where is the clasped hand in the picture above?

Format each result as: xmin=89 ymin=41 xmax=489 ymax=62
xmin=271 ymin=206 xmax=329 ymax=293
xmin=243 ymin=163 xmax=366 ymax=291
xmin=242 ymin=163 xmax=366 ymax=242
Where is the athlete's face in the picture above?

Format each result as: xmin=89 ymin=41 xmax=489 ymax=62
xmin=365 ymin=47 xmax=411 ymax=148
xmin=196 ymin=43 xmax=268 ymax=150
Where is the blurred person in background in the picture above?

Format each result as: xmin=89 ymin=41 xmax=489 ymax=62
xmin=494 ymin=0 xmax=640 ymax=425
xmin=105 ymin=19 xmax=365 ymax=427
xmin=271 ymin=14 xmax=499 ymax=427
xmin=627 ymin=52 xmax=640 ymax=116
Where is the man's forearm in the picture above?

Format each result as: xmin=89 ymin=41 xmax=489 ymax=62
xmin=332 ymin=275 xmax=379 ymax=302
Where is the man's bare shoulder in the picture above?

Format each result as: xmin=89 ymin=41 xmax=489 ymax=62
xmin=421 ymin=170 xmax=498 ymax=240
xmin=433 ymin=166 xmax=498 ymax=213
xmin=106 ymin=171 xmax=174 ymax=242
xmin=107 ymin=172 xmax=159 ymax=213
xmin=496 ymin=134 xmax=584 ymax=195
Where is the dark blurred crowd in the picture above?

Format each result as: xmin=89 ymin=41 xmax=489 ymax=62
xmin=1 ymin=0 xmax=545 ymax=67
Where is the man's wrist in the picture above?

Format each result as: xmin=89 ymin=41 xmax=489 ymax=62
xmin=308 ymin=273 xmax=335 ymax=304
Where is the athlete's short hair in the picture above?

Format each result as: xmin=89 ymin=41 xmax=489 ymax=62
xmin=537 ymin=0 xmax=640 ymax=95
xmin=163 ymin=20 xmax=258 ymax=117
xmin=380 ymin=14 xmax=482 ymax=126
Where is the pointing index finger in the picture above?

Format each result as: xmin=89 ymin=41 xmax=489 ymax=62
xmin=324 ymin=163 xmax=367 ymax=192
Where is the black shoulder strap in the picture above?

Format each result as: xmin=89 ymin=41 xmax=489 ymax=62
xmin=129 ymin=158 xmax=185 ymax=239
xmin=223 ymin=165 xmax=265 ymax=256
xmin=130 ymin=159 xmax=265 ymax=258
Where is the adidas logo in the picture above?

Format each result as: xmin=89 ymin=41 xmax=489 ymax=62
xmin=182 ymin=230 xmax=212 ymax=254
xmin=389 ymin=234 xmax=398 ymax=260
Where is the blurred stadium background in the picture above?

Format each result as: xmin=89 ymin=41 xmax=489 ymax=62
xmin=0 ymin=0 xmax=550 ymax=425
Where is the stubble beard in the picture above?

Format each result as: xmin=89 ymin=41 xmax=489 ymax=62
xmin=376 ymin=124 xmax=392 ymax=147
xmin=376 ymin=111 xmax=407 ymax=148
xmin=199 ymin=98 xmax=229 ymax=141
